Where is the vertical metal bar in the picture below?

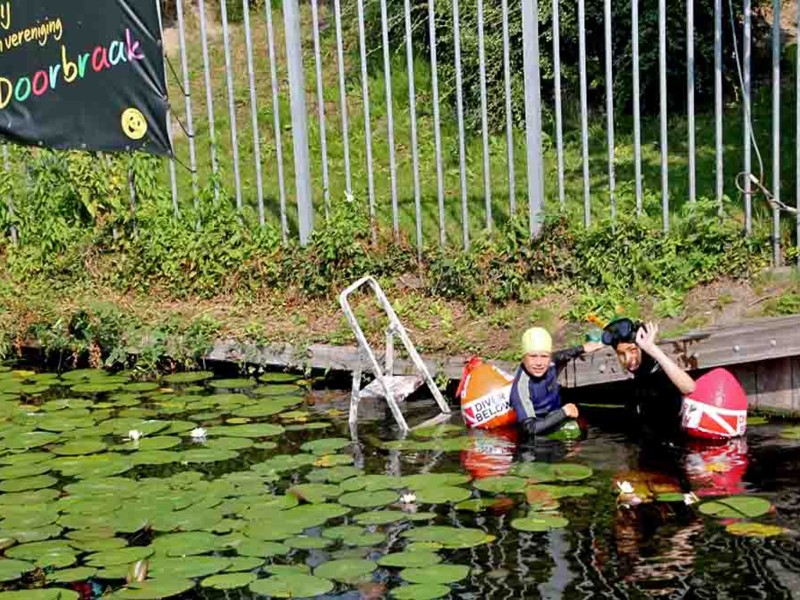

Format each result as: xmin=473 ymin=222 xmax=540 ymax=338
xmin=552 ymin=0 xmax=565 ymax=209
xmin=522 ymin=0 xmax=545 ymax=236
xmin=176 ymin=0 xmax=199 ymax=208
xmin=743 ymin=0 xmax=752 ymax=233
xmin=310 ymin=0 xmax=331 ymax=216
xmin=604 ymin=0 xmax=616 ymax=221
xmin=687 ymin=0 xmax=696 ymax=203
xmin=242 ymin=0 xmax=266 ymax=226
xmin=578 ymin=0 xmax=591 ymax=226
xmin=380 ymin=0 xmax=399 ymax=238
xmin=502 ymin=0 xmax=516 ymax=214
xmin=220 ymin=0 xmax=243 ymax=211
xmin=658 ymin=0 xmax=668 ymax=230
xmin=404 ymin=0 xmax=423 ymax=254
xmin=632 ymin=0 xmax=643 ymax=215
xmin=453 ymin=0 xmax=469 ymax=249
xmin=197 ymin=0 xmax=220 ymax=201
xmin=772 ymin=0 xmax=781 ymax=265
xmin=715 ymin=0 xmax=723 ymax=208
xmin=356 ymin=0 xmax=376 ymax=242
xmin=428 ymin=0 xmax=446 ymax=246
xmin=155 ymin=0 xmax=179 ymax=217
xmin=3 ymin=145 xmax=16 ymax=244
xmin=333 ymin=0 xmax=352 ymax=195
xmin=265 ymin=0 xmax=288 ymax=241
xmin=477 ymin=0 xmax=492 ymax=231
xmin=284 ymin=0 xmax=315 ymax=245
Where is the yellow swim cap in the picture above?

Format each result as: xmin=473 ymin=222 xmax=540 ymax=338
xmin=521 ymin=327 xmax=552 ymax=355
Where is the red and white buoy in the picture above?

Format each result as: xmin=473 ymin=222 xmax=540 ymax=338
xmin=681 ymin=368 xmax=748 ymax=440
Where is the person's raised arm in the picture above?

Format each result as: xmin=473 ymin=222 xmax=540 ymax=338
xmin=635 ymin=322 xmax=696 ymax=395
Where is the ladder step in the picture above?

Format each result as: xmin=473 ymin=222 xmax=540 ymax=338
xmin=359 ymin=375 xmax=424 ymax=402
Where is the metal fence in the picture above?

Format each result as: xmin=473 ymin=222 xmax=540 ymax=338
xmin=6 ymin=0 xmax=800 ymax=264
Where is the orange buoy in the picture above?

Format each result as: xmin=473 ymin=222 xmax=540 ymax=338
xmin=457 ymin=357 xmax=516 ymax=430
xmin=684 ymin=437 xmax=748 ymax=498
xmin=460 ymin=426 xmax=518 ymax=480
xmin=680 ymin=368 xmax=747 ymax=440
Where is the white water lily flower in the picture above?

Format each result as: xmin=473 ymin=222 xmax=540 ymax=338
xmin=683 ymin=492 xmax=699 ymax=506
xmin=190 ymin=427 xmax=208 ymax=441
xmin=400 ymin=493 xmax=417 ymax=504
xmin=616 ymin=481 xmax=634 ymax=495
xmin=126 ymin=429 xmax=143 ymax=442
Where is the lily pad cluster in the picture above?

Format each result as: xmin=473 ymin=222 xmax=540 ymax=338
xmin=698 ymin=495 xmax=787 ymax=538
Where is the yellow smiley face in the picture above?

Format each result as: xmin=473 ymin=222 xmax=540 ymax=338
xmin=121 ymin=108 xmax=148 ymax=140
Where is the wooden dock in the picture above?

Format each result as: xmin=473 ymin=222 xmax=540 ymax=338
xmin=206 ymin=314 xmax=800 ymax=415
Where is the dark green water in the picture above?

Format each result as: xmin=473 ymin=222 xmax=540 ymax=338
xmin=0 ymin=364 xmax=798 ymax=600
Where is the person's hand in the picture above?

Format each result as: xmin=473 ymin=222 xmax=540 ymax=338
xmin=520 ymin=418 xmax=537 ymax=437
xmin=582 ymin=341 xmax=605 ymax=354
xmin=563 ymin=403 xmax=579 ymax=419
xmin=635 ymin=321 xmax=659 ymax=354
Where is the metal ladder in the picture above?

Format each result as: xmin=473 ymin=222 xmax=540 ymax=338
xmin=338 ymin=276 xmax=451 ymax=433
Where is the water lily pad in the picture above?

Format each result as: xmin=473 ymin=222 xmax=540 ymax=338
xmin=416 ymin=486 xmax=472 ymax=505
xmin=405 ymin=512 xmax=440 ymax=522
xmin=378 ymin=551 xmax=442 ymax=568
xmin=182 ymin=448 xmax=239 ymax=463
xmin=313 ymin=454 xmax=354 ymax=467
xmin=205 ymin=437 xmax=253 ymax=451
xmin=401 ymin=564 xmax=469 ymax=584
xmin=300 ymin=438 xmax=351 ymax=455
xmin=209 ymin=378 xmax=256 ymax=389
xmin=258 ymin=373 xmax=301 ymax=383
xmin=455 ymin=498 xmax=497 ymax=512
xmin=402 ymin=526 xmax=495 ymax=549
xmin=473 ymin=476 xmax=528 ymax=494
xmin=285 ymin=535 xmax=334 ymax=550
xmin=699 ymin=496 xmax=773 ymax=519
xmin=725 ymin=522 xmax=787 ymax=537
xmin=314 ymin=558 xmax=376 ymax=583
xmin=132 ymin=436 xmax=181 ymax=451
xmin=149 ymin=556 xmax=232 ymax=578
xmin=201 ymin=572 xmax=256 ymax=589
xmin=747 ymin=416 xmax=769 ymax=426
xmin=86 ymin=546 xmax=154 ymax=567
xmin=306 ymin=466 xmax=363 ymax=483
xmin=656 ymin=493 xmax=686 ymax=503
xmin=252 ymin=383 xmax=303 ymax=395
xmin=339 ymin=490 xmax=399 ymax=508
xmin=163 ymin=371 xmax=214 ymax=384
xmin=252 ymin=454 xmax=317 ymax=475
xmin=249 ymin=573 xmax=334 ymax=598
xmin=511 ymin=513 xmax=569 ymax=532
xmin=354 ymin=511 xmax=407 ymax=525
xmin=225 ymin=556 xmax=264 ymax=572
xmin=211 ymin=423 xmax=284 ymax=438
xmin=0 ymin=558 xmax=34 ymax=582
xmin=70 ymin=382 xmax=123 ymax=394
xmin=50 ymin=439 xmax=108 ymax=456
xmin=285 ymin=423 xmax=332 ymax=432
xmin=124 ymin=382 xmax=160 ymax=393
xmin=0 ymin=590 xmax=78 ymax=599
xmin=552 ymin=464 xmax=594 ymax=482
xmin=48 ymin=566 xmax=98 ymax=583
xmin=151 ymin=531 xmax=222 ymax=556
xmin=131 ymin=451 xmax=181 ymax=466
xmin=113 ymin=579 xmax=195 ymax=599
xmin=391 ymin=584 xmax=451 ymax=600
xmin=233 ymin=539 xmax=289 ymax=558
xmin=289 ymin=483 xmax=342 ymax=504
xmin=0 ymin=461 xmax=52 ymax=480
xmin=526 ymin=484 xmax=597 ymax=499
xmin=0 ymin=474 xmax=57 ymax=492
xmin=340 ymin=475 xmax=405 ymax=493
xmin=779 ymin=426 xmax=800 ymax=440
xmin=402 ymin=473 xmax=470 ymax=489
xmin=3 ymin=431 xmax=60 ymax=450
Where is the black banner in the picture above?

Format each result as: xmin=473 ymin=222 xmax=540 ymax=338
xmin=0 ymin=0 xmax=172 ymax=156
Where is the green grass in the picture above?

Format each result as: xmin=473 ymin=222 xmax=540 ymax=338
xmin=163 ymin=3 xmax=799 ymax=249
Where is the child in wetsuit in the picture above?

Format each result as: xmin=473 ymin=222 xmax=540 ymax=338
xmin=510 ymin=327 xmax=604 ymax=436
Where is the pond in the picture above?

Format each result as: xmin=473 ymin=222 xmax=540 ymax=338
xmin=0 ymin=363 xmax=798 ymax=599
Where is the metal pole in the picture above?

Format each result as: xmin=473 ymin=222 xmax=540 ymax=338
xmin=772 ymin=0 xmax=781 ymax=265
xmin=155 ymin=0 xmax=179 ymax=217
xmin=3 ymin=145 xmax=15 ymax=244
xmin=743 ymin=0 xmax=752 ymax=233
xmin=284 ymin=0 xmax=314 ymax=245
xmin=380 ymin=0 xmax=399 ymax=238
xmin=242 ymin=0 xmax=266 ymax=226
xmin=311 ymin=0 xmax=331 ymax=216
xmin=265 ymin=0 xmax=288 ymax=241
xmin=404 ymin=0 xmax=423 ymax=255
xmin=429 ymin=0 xmax=446 ymax=246
xmin=687 ymin=0 xmax=696 ymax=203
xmin=632 ymin=0 xmax=643 ymax=215
xmin=659 ymin=0 xmax=668 ymax=231
xmin=477 ymin=0 xmax=492 ymax=231
xmin=715 ymin=0 xmax=723 ymax=208
xmin=552 ymin=0 xmax=565 ymax=209
xmin=604 ymin=0 xmax=616 ymax=221
xmin=197 ymin=0 xmax=220 ymax=201
xmin=453 ymin=0 xmax=469 ymax=250
xmin=502 ymin=0 xmax=516 ymax=214
xmin=333 ymin=0 xmax=352 ymax=195
xmin=220 ymin=0 xmax=243 ymax=211
xmin=522 ymin=0 xmax=545 ymax=236
xmin=578 ymin=0 xmax=591 ymax=226
xmin=356 ymin=0 xmax=377 ymax=242
xmin=176 ymin=0 xmax=199 ymax=208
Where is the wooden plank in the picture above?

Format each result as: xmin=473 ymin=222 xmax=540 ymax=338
xmin=728 ymin=363 xmax=758 ymax=410
xmin=755 ymin=357 xmax=794 ymax=414
xmin=793 ymin=357 xmax=800 ymax=412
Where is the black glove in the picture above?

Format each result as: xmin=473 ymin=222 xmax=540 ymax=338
xmin=520 ymin=418 xmax=538 ymax=439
